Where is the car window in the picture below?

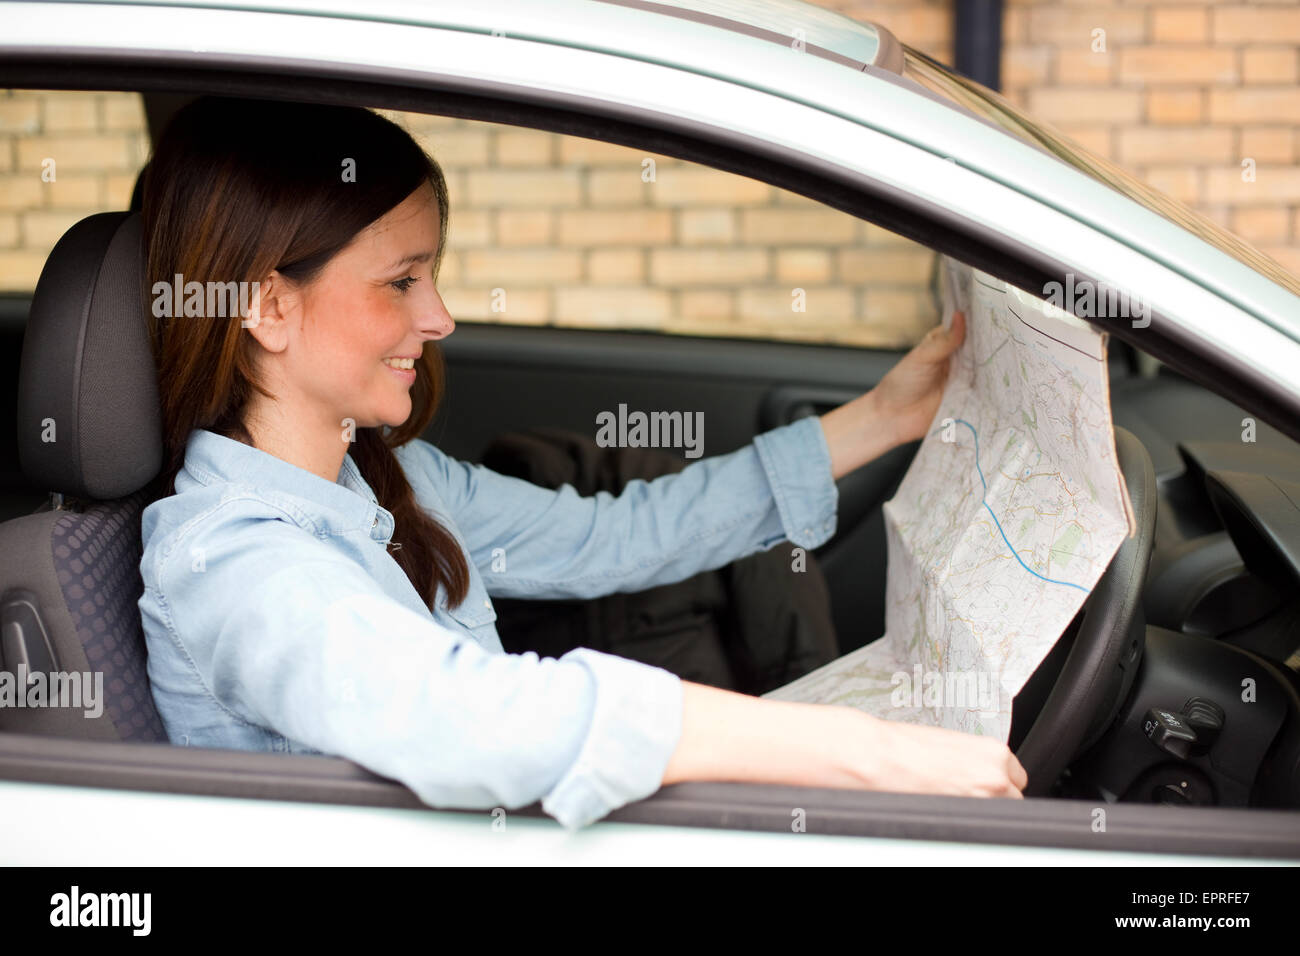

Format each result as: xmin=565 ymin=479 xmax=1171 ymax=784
xmin=2 ymin=91 xmax=941 ymax=349
xmin=381 ymin=108 xmax=941 ymax=349
xmin=17 ymin=86 xmax=1283 ymax=359
xmin=0 ymin=90 xmax=150 ymax=293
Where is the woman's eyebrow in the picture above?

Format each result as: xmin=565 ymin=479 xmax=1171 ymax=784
xmin=383 ymin=250 xmax=435 ymax=271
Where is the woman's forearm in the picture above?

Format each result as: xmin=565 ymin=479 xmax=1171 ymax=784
xmin=660 ymin=679 xmax=1028 ymax=799
xmin=661 ymin=681 xmax=873 ymax=789
xmin=818 ymin=390 xmax=901 ymax=482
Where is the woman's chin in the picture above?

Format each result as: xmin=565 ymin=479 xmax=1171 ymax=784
xmin=378 ymin=402 xmax=413 ymax=429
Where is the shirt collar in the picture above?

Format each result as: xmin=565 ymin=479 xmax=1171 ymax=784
xmin=182 ymin=428 xmax=384 ymax=534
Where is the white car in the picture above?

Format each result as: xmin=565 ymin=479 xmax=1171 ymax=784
xmin=0 ymin=0 xmax=1298 ymax=865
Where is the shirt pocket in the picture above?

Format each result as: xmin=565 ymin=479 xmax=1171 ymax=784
xmin=442 ymin=580 xmax=500 ymax=648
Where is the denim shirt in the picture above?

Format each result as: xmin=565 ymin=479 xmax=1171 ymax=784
xmin=137 ymin=415 xmax=837 ymax=829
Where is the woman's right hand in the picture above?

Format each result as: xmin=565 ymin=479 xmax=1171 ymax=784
xmin=836 ymin=708 xmax=1028 ymax=799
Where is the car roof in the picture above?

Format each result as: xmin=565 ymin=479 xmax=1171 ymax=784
xmin=111 ymin=0 xmax=896 ymax=74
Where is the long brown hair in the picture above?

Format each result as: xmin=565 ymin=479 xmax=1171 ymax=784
xmin=140 ymin=96 xmax=469 ymax=610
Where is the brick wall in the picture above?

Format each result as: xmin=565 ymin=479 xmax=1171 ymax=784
xmin=0 ymin=92 xmax=148 ymax=288
xmin=852 ymin=0 xmax=1300 ymax=276
xmin=395 ymin=114 xmax=938 ymax=347
xmin=1 ymin=1 xmax=1297 ymax=346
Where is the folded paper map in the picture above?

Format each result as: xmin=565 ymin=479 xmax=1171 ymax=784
xmin=764 ymin=256 xmax=1135 ymax=740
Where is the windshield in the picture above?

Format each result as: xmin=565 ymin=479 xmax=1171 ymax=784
xmin=900 ymin=46 xmax=1300 ymax=300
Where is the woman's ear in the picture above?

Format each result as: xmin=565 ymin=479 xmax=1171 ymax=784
xmin=242 ymin=270 xmax=298 ymax=353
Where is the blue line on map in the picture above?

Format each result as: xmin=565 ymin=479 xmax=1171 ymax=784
xmin=946 ymin=418 xmax=1090 ymax=594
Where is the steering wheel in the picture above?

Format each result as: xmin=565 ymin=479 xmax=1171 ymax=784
xmin=1009 ymin=426 xmax=1158 ymax=796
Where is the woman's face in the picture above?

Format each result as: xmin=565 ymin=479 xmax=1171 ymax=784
xmin=254 ymin=180 xmax=454 ymax=435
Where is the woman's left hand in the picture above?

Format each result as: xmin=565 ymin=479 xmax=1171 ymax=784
xmin=872 ymin=309 xmax=967 ymax=447
xmin=819 ymin=311 xmax=966 ymax=481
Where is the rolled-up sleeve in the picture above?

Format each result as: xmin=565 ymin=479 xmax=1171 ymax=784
xmin=398 ymin=414 xmax=839 ymax=600
xmin=751 ymin=413 xmax=839 ymax=550
xmin=542 ymin=647 xmax=683 ymax=828
xmin=149 ymin=504 xmax=684 ymax=829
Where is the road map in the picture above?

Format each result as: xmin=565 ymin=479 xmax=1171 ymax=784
xmin=764 ymin=256 xmax=1135 ymax=740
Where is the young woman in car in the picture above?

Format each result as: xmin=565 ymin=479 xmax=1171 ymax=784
xmin=137 ymin=96 xmax=1025 ymax=829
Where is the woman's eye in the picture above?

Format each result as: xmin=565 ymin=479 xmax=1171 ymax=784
xmin=390 ymin=275 xmax=419 ymax=294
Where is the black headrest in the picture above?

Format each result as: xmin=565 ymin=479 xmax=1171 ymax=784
xmin=17 ymin=212 xmax=162 ymax=500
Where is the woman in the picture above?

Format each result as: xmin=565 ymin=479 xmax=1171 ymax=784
xmin=137 ymin=96 xmax=1026 ymax=830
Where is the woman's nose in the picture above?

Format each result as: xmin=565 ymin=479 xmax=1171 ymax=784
xmin=424 ymin=288 xmax=455 ymax=340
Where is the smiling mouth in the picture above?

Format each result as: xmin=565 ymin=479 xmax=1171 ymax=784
xmin=381 ymin=357 xmax=416 ymax=370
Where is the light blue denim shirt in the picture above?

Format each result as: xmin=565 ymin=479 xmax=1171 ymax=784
xmin=137 ymin=415 xmax=837 ymax=829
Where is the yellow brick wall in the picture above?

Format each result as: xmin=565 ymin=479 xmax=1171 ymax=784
xmin=829 ymin=0 xmax=1300 ymax=275
xmin=992 ymin=0 xmax=1298 ymax=274
xmin=0 ymin=92 xmax=149 ymax=290
xmin=392 ymin=111 xmax=937 ymax=346
xmin=1 ymin=0 xmax=1297 ymax=346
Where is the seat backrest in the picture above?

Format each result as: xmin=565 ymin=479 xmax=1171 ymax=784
xmin=0 ymin=211 xmax=168 ymax=743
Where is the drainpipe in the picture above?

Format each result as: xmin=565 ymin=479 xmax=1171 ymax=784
xmin=954 ymin=0 xmax=1003 ymax=91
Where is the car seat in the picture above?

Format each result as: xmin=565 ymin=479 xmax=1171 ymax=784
xmin=0 ymin=210 xmax=168 ymax=743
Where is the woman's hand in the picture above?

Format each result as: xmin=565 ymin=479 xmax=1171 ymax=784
xmin=871 ymin=308 xmax=967 ymax=448
xmin=844 ymin=708 xmax=1028 ymax=799
xmin=819 ymin=310 xmax=966 ymax=480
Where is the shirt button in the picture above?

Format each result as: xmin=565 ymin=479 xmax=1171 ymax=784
xmin=483 ymin=599 xmax=491 ymax=608
xmin=372 ymin=515 xmax=378 ymax=528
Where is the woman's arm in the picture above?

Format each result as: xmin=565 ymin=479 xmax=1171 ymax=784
xmin=144 ymin=505 xmax=685 ymax=830
xmin=396 ymin=415 xmax=838 ymax=601
xmin=663 ymin=677 xmax=1027 ymax=799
